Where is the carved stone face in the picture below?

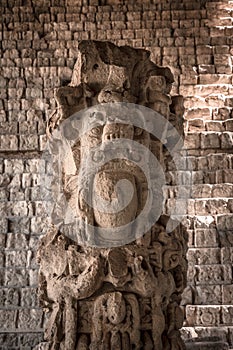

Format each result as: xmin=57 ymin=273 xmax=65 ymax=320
xmin=75 ymin=120 xmax=143 ymax=229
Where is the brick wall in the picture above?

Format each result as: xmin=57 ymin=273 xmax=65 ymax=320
xmin=0 ymin=0 xmax=233 ymax=348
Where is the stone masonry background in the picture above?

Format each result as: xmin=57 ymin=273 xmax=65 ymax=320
xmin=0 ymin=0 xmax=233 ymax=348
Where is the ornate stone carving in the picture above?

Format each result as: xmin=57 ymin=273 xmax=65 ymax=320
xmin=37 ymin=41 xmax=187 ymax=350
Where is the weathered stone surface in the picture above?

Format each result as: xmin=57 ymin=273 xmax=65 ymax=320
xmin=0 ymin=1 xmax=233 ymax=348
xmin=185 ymin=337 xmax=229 ymax=350
xmin=37 ymin=40 xmax=187 ymax=350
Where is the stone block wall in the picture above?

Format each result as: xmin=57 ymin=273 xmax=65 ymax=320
xmin=0 ymin=0 xmax=233 ymax=348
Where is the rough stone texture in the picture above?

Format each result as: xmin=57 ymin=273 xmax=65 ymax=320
xmin=0 ymin=0 xmax=233 ymax=348
xmin=185 ymin=337 xmax=229 ymax=349
xmin=36 ymin=40 xmax=187 ymax=350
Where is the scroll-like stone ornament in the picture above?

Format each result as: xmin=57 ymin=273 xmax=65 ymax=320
xmin=37 ymin=41 xmax=187 ymax=350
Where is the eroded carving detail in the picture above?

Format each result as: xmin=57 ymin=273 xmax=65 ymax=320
xmin=38 ymin=40 xmax=187 ymax=350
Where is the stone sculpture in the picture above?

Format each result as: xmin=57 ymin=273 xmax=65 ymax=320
xmin=37 ymin=40 xmax=187 ymax=350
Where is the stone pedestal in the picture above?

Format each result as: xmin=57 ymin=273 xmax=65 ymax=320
xmin=37 ymin=41 xmax=187 ymax=350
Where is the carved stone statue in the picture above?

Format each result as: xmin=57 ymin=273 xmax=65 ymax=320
xmin=37 ymin=41 xmax=187 ymax=350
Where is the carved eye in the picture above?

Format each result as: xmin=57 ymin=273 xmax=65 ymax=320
xmin=90 ymin=111 xmax=104 ymax=122
xmin=90 ymin=126 xmax=102 ymax=137
xmin=93 ymin=64 xmax=99 ymax=70
xmin=134 ymin=127 xmax=143 ymax=136
xmin=112 ymin=125 xmax=119 ymax=132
